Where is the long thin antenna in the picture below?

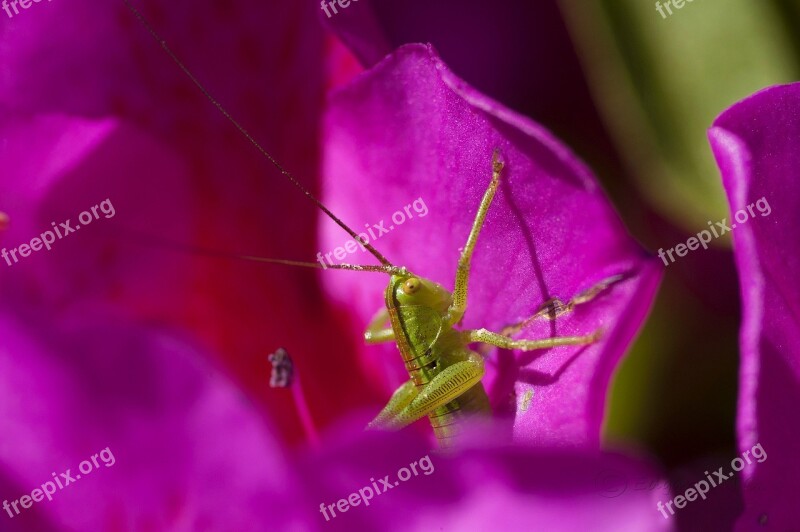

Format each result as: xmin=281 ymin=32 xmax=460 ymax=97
xmin=121 ymin=0 xmax=393 ymax=267
xmin=238 ymin=255 xmax=404 ymax=275
xmin=119 ymin=227 xmax=407 ymax=276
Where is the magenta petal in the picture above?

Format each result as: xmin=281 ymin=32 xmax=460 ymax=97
xmin=709 ymin=83 xmax=800 ymax=530
xmin=301 ymin=428 xmax=673 ymax=531
xmin=0 ymin=0 xmax=324 ymax=137
xmin=322 ymin=0 xmax=617 ymax=168
xmin=320 ymin=44 xmax=661 ymax=447
xmin=0 ymin=113 xmax=377 ymax=445
xmin=0 ymin=0 xmax=391 ymax=444
xmin=0 ymin=307 xmax=299 ymax=530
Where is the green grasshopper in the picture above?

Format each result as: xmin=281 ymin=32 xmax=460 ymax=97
xmin=357 ymin=151 xmax=624 ymax=445
xmin=124 ymin=0 xmax=619 ymax=447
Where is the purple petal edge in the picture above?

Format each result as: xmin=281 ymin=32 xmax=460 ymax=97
xmin=709 ymin=82 xmax=800 ymax=531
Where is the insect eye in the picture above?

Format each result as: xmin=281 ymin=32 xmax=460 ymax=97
xmin=402 ymin=278 xmax=421 ymax=294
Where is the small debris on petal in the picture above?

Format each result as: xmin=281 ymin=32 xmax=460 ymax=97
xmin=520 ymin=389 xmax=534 ymax=413
xmin=268 ymin=348 xmax=294 ymax=388
xmin=0 ymin=211 xmax=9 ymax=231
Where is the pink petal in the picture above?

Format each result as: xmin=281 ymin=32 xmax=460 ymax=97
xmin=709 ymin=82 xmax=800 ymax=530
xmin=0 ymin=307 xmax=300 ymax=530
xmin=0 ymin=0 xmax=385 ymax=442
xmin=300 ymin=426 xmax=673 ymax=531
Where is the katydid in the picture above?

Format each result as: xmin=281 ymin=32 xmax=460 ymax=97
xmin=123 ymin=0 xmax=622 ymax=447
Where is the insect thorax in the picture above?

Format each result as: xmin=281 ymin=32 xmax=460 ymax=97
xmin=384 ymin=276 xmax=454 ymax=386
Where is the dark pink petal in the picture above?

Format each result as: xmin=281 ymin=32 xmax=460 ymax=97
xmin=709 ymin=82 xmax=800 ymax=530
xmin=0 ymin=306 xmax=299 ymax=530
xmin=0 ymin=0 xmax=323 ymax=142
xmin=0 ymin=0 xmax=384 ymax=443
xmin=300 ymin=426 xmax=673 ymax=531
xmin=322 ymin=0 xmax=620 ymax=178
xmin=0 ymin=110 xmax=384 ymax=446
xmin=320 ymin=44 xmax=661 ymax=447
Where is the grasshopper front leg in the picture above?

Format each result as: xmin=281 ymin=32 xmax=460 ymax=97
xmin=364 ymin=307 xmax=395 ymax=344
xmin=363 ymin=307 xmax=413 ymax=429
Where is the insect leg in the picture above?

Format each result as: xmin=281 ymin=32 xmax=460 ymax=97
xmin=366 ymin=380 xmax=418 ymax=429
xmin=501 ymin=274 xmax=627 ymax=335
xmin=463 ymin=328 xmax=601 ymax=351
xmin=446 ymin=150 xmax=504 ymax=326
xmin=364 ymin=307 xmax=395 ymax=344
xmin=380 ymin=353 xmax=485 ymax=430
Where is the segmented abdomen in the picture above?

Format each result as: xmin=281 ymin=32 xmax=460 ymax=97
xmin=429 ymin=383 xmax=491 ymax=447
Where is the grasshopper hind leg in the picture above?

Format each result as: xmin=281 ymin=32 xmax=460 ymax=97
xmin=366 ymin=380 xmax=418 ymax=430
xmin=367 ymin=352 xmax=487 ymax=433
xmin=502 ymin=274 xmax=627 ymax=336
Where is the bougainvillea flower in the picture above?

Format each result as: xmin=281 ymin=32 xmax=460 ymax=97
xmin=709 ymin=82 xmax=800 ymax=530
xmin=0 ymin=0 xmax=678 ymax=528
xmin=319 ymin=44 xmax=662 ymax=448
xmin=0 ymin=304 xmax=302 ymax=530
xmin=0 ymin=0 xmax=382 ymax=445
xmin=0 ymin=316 xmax=671 ymax=531
xmin=300 ymin=426 xmax=673 ymax=531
